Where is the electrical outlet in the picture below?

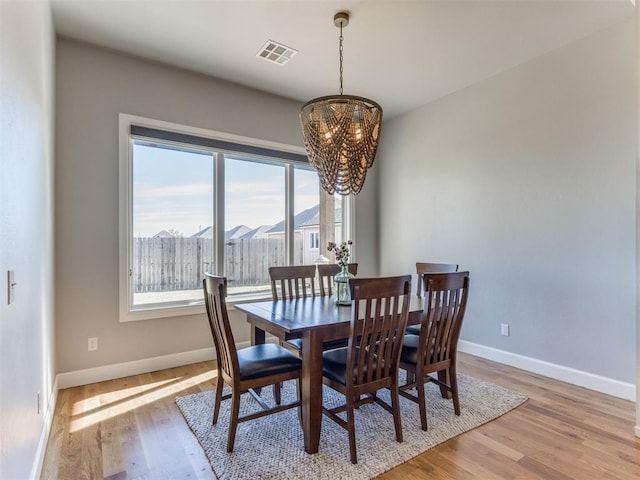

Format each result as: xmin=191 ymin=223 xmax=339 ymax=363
xmin=88 ymin=337 xmax=98 ymax=351
xmin=501 ymin=323 xmax=510 ymax=336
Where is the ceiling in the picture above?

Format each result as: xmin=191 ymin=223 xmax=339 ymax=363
xmin=51 ymin=0 xmax=634 ymax=120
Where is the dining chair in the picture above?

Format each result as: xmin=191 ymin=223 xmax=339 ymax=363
xmin=269 ymin=265 xmax=320 ymax=353
xmin=272 ymin=264 xmax=353 ymax=353
xmin=415 ymin=262 xmax=459 ymax=297
xmin=269 ymin=265 xmax=318 ymax=301
xmin=407 ymin=262 xmax=459 ymax=336
xmin=203 ymin=273 xmax=302 ymax=452
xmin=399 ymin=271 xmax=470 ymax=431
xmin=317 ymin=263 xmax=358 ymax=296
xmin=321 ymin=275 xmax=412 ymax=464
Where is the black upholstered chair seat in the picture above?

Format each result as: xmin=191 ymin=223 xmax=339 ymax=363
xmin=405 ymin=325 xmax=420 ymax=336
xmin=285 ymin=337 xmax=349 ymax=352
xmin=322 ymin=347 xmax=374 ymax=385
xmin=238 ymin=344 xmax=302 ymax=380
xmin=400 ymin=334 xmax=440 ymax=365
xmin=400 ymin=334 xmax=421 ymax=365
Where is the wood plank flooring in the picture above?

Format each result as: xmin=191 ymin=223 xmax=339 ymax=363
xmin=41 ymin=353 xmax=640 ymax=479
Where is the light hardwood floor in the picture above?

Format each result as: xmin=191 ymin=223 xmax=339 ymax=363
xmin=41 ymin=353 xmax=639 ymax=479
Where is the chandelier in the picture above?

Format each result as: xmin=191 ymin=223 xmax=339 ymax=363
xmin=300 ymin=11 xmax=383 ymax=196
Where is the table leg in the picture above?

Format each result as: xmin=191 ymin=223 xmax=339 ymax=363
xmin=251 ymin=321 xmax=266 ymax=346
xmin=250 ymin=320 xmax=266 ymax=395
xmin=301 ymin=329 xmax=323 ymax=454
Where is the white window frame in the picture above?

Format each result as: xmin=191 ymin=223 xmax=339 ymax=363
xmin=118 ymin=113 xmax=354 ymax=322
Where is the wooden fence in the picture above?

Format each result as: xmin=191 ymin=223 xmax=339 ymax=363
xmin=133 ymin=237 xmax=303 ymax=292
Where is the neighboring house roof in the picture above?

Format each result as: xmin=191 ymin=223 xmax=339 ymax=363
xmin=187 ymin=204 xmax=340 ymax=239
xmin=190 ymin=225 xmax=252 ymax=239
xmin=153 ymin=229 xmax=174 ymax=238
xmin=225 ymin=225 xmax=252 ymax=240
xmin=299 ymin=205 xmax=342 ymax=228
xmin=190 ymin=226 xmax=213 ymax=238
xmin=239 ymin=225 xmax=273 ymax=239
xmin=266 ymin=204 xmax=319 ymax=234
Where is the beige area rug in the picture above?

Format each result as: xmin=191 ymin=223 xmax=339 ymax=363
xmin=176 ymin=373 xmax=527 ymax=479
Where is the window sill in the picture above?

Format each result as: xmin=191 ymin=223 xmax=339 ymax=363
xmin=120 ymin=302 xmax=205 ymax=322
xmin=227 ymin=292 xmax=272 ymax=309
xmin=120 ymin=292 xmax=273 ymax=321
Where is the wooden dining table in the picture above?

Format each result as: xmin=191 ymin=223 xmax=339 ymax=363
xmin=235 ymin=295 xmax=425 ymax=454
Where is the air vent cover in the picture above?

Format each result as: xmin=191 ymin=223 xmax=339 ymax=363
xmin=256 ymin=40 xmax=298 ymax=65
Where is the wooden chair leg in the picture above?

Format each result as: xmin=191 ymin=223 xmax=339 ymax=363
xmin=273 ymin=382 xmax=282 ymax=405
xmin=450 ymin=366 xmax=461 ymax=415
xmin=391 ymin=383 xmax=403 ymax=443
xmin=416 ymin=371 xmax=428 ymax=431
xmin=212 ymin=374 xmax=224 ymax=426
xmin=437 ymin=370 xmax=452 ymax=399
xmin=347 ymin=396 xmax=358 ymax=464
xmin=227 ymin=389 xmax=241 ymax=453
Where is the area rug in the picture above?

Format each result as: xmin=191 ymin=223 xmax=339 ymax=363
xmin=176 ymin=373 xmax=527 ymax=479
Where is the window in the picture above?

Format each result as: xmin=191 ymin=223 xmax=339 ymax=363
xmin=119 ymin=115 xmax=352 ymax=321
xmin=309 ymin=232 xmax=320 ymax=250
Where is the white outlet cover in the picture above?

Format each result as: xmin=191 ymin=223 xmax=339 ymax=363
xmin=7 ymin=270 xmax=15 ymax=304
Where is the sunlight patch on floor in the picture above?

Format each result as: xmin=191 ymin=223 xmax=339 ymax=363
xmin=69 ymin=370 xmax=216 ymax=432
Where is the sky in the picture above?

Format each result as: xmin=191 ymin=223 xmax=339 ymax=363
xmin=132 ymin=143 xmax=320 ymax=237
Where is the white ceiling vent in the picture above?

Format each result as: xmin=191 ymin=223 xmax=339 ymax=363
xmin=256 ymin=40 xmax=298 ymax=66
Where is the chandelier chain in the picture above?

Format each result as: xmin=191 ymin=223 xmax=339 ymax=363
xmin=339 ymin=23 xmax=344 ymax=95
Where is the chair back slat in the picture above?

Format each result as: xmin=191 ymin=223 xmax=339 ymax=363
xmin=375 ymin=295 xmax=398 ymax=381
xmin=420 ymin=272 xmax=469 ymax=367
xmin=318 ymin=263 xmax=358 ymax=296
xmin=348 ymin=276 xmax=411 ymax=386
xmin=203 ymin=274 xmax=239 ymax=379
xmin=269 ymin=265 xmax=317 ymax=300
xmin=415 ymin=262 xmax=459 ymax=297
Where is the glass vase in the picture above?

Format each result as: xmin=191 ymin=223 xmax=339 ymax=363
xmin=334 ymin=265 xmax=354 ymax=306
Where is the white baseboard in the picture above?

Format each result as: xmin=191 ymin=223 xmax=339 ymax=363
xmin=56 ymin=347 xmax=216 ymax=389
xmin=30 ymin=376 xmax=59 ymax=480
xmin=54 ymin=338 xmax=273 ymax=390
xmin=459 ymin=340 xmax=636 ymax=401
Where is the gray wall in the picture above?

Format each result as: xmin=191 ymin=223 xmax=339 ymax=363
xmin=55 ymin=38 xmax=378 ymax=374
xmin=0 ymin=1 xmax=56 ymax=478
xmin=377 ymin=20 xmax=636 ymax=384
